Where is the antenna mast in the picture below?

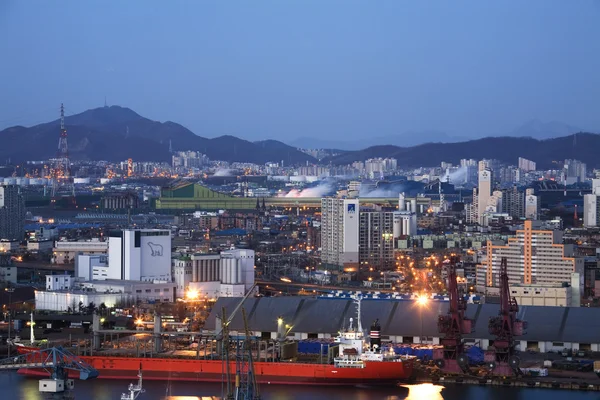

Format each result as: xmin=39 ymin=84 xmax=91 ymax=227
xmin=52 ymin=103 xmax=72 ymax=197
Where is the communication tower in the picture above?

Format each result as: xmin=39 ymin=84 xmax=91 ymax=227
xmin=52 ymin=103 xmax=74 ymax=197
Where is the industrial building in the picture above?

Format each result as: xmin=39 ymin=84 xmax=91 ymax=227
xmin=476 ymin=220 xmax=584 ymax=295
xmin=35 ymin=277 xmax=176 ymax=311
xmin=53 ymin=239 xmax=109 ymax=264
xmin=156 ymin=182 xmax=408 ymax=211
xmin=75 ymin=254 xmax=109 ymax=281
xmin=205 ymin=296 xmax=600 ymax=354
xmin=102 ymin=192 xmax=140 ymax=210
xmin=172 ymin=249 xmax=255 ymax=298
xmin=108 ymin=229 xmax=172 ymax=281
xmin=0 ymin=184 xmax=25 ymax=241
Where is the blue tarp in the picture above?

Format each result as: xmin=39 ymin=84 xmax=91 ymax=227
xmin=467 ymin=346 xmax=485 ymax=364
xmin=387 ymin=346 xmax=433 ymax=360
xmin=213 ymin=228 xmax=247 ymax=236
xmin=298 ymin=341 xmax=331 ymax=354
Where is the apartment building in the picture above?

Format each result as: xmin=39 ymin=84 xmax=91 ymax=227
xmin=476 ymin=220 xmax=584 ymax=295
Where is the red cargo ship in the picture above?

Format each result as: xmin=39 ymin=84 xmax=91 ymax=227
xmin=19 ymin=357 xmax=412 ymax=385
xmin=18 ymin=300 xmax=414 ymax=385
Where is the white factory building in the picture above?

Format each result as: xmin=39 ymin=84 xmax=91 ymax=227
xmin=108 ymin=229 xmax=172 ymax=281
xmin=36 ymin=229 xmax=176 ymax=312
xmin=173 ymin=249 xmax=256 ymax=299
xmin=35 ymin=276 xmax=176 ymax=312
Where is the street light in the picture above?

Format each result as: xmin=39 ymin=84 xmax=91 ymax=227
xmin=5 ymin=288 xmax=14 ymax=357
xmin=186 ymin=289 xmax=199 ymax=301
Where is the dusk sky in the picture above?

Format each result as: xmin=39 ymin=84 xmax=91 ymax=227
xmin=1 ymin=0 xmax=600 ymax=143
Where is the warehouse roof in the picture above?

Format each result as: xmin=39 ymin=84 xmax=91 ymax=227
xmin=205 ymin=296 xmax=600 ymax=344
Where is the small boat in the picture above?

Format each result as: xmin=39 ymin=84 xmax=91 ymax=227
xmin=120 ymin=364 xmax=145 ymax=400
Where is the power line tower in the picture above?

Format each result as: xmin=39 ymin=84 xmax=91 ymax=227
xmin=52 ymin=103 xmax=74 ymax=197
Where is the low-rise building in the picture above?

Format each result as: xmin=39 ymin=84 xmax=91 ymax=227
xmin=35 ymin=278 xmax=176 ymax=312
xmin=486 ymin=284 xmax=578 ymax=307
xmin=0 ymin=240 xmax=19 ymax=253
xmin=27 ymin=239 xmax=53 ymax=253
xmin=53 ymin=239 xmax=108 ymax=264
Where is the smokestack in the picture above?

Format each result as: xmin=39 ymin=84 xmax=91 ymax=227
xmin=410 ymin=199 xmax=417 ymax=214
xmin=398 ymin=193 xmax=405 ymax=211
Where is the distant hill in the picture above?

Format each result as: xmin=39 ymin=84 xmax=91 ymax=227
xmin=323 ymin=133 xmax=600 ymax=169
xmin=289 ymin=131 xmax=469 ymax=151
xmin=0 ymin=106 xmax=316 ymax=165
xmin=288 ymin=119 xmax=587 ymax=150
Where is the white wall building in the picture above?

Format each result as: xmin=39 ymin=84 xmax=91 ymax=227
xmin=75 ymin=254 xmax=109 ymax=281
xmin=35 ymin=279 xmax=176 ymax=311
xmin=321 ymin=198 xmax=360 ymax=269
xmin=46 ymin=274 xmax=73 ymax=291
xmin=525 ymin=188 xmax=539 ymax=220
xmin=173 ymin=250 xmax=255 ymax=299
xmin=53 ymin=239 xmax=108 ymax=264
xmin=108 ymin=229 xmax=171 ymax=281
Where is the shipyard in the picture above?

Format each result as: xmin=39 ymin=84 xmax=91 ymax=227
xmin=3 ymin=2 xmax=600 ymax=400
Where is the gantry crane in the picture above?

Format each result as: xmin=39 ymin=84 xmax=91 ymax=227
xmin=216 ymin=284 xmax=259 ymax=400
xmin=485 ymin=257 xmax=527 ymax=376
xmin=234 ymin=308 xmax=260 ymax=400
xmin=433 ymin=256 xmax=474 ymax=374
xmin=0 ymin=346 xmax=98 ymax=396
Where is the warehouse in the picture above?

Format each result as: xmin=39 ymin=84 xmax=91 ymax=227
xmin=205 ymin=296 xmax=600 ymax=354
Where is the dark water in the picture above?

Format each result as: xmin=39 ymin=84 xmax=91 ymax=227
xmin=1 ymin=373 xmax=599 ymax=400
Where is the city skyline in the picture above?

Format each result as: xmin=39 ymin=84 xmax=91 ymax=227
xmin=1 ymin=1 xmax=600 ymax=146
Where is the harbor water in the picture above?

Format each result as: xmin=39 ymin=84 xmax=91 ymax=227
xmin=1 ymin=373 xmax=600 ymax=400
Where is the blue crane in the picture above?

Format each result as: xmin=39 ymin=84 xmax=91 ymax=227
xmin=0 ymin=346 xmax=99 ymax=381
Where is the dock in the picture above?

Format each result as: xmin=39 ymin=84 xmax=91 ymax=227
xmin=415 ymin=375 xmax=600 ymax=391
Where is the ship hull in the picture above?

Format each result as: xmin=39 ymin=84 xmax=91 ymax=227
xmin=18 ymin=357 xmax=413 ymax=385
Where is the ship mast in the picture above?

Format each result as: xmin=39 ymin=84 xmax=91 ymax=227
xmin=353 ymin=295 xmax=363 ymax=335
xmin=30 ymin=313 xmax=35 ymax=345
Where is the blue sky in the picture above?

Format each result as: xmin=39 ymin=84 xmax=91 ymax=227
xmin=1 ymin=0 xmax=600 ymax=143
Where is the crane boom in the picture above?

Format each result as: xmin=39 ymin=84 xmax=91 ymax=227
xmin=0 ymin=346 xmax=98 ymax=380
xmin=214 ymin=283 xmax=257 ymax=338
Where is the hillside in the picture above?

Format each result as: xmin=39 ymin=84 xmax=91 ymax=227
xmin=0 ymin=106 xmax=316 ymax=165
xmin=324 ymin=134 xmax=600 ymax=169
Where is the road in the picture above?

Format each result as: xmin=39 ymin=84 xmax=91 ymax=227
xmin=256 ymin=280 xmax=400 ymax=295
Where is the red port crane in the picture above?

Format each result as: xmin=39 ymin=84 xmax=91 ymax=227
xmin=433 ymin=256 xmax=474 ymax=374
xmin=485 ymin=257 xmax=527 ymax=376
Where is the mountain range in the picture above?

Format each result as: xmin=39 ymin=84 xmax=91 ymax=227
xmin=1 ymin=105 xmax=598 ymax=168
xmin=323 ymin=133 xmax=600 ymax=169
xmin=289 ymin=120 xmax=586 ymax=150
xmin=0 ymin=106 xmax=316 ymax=164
